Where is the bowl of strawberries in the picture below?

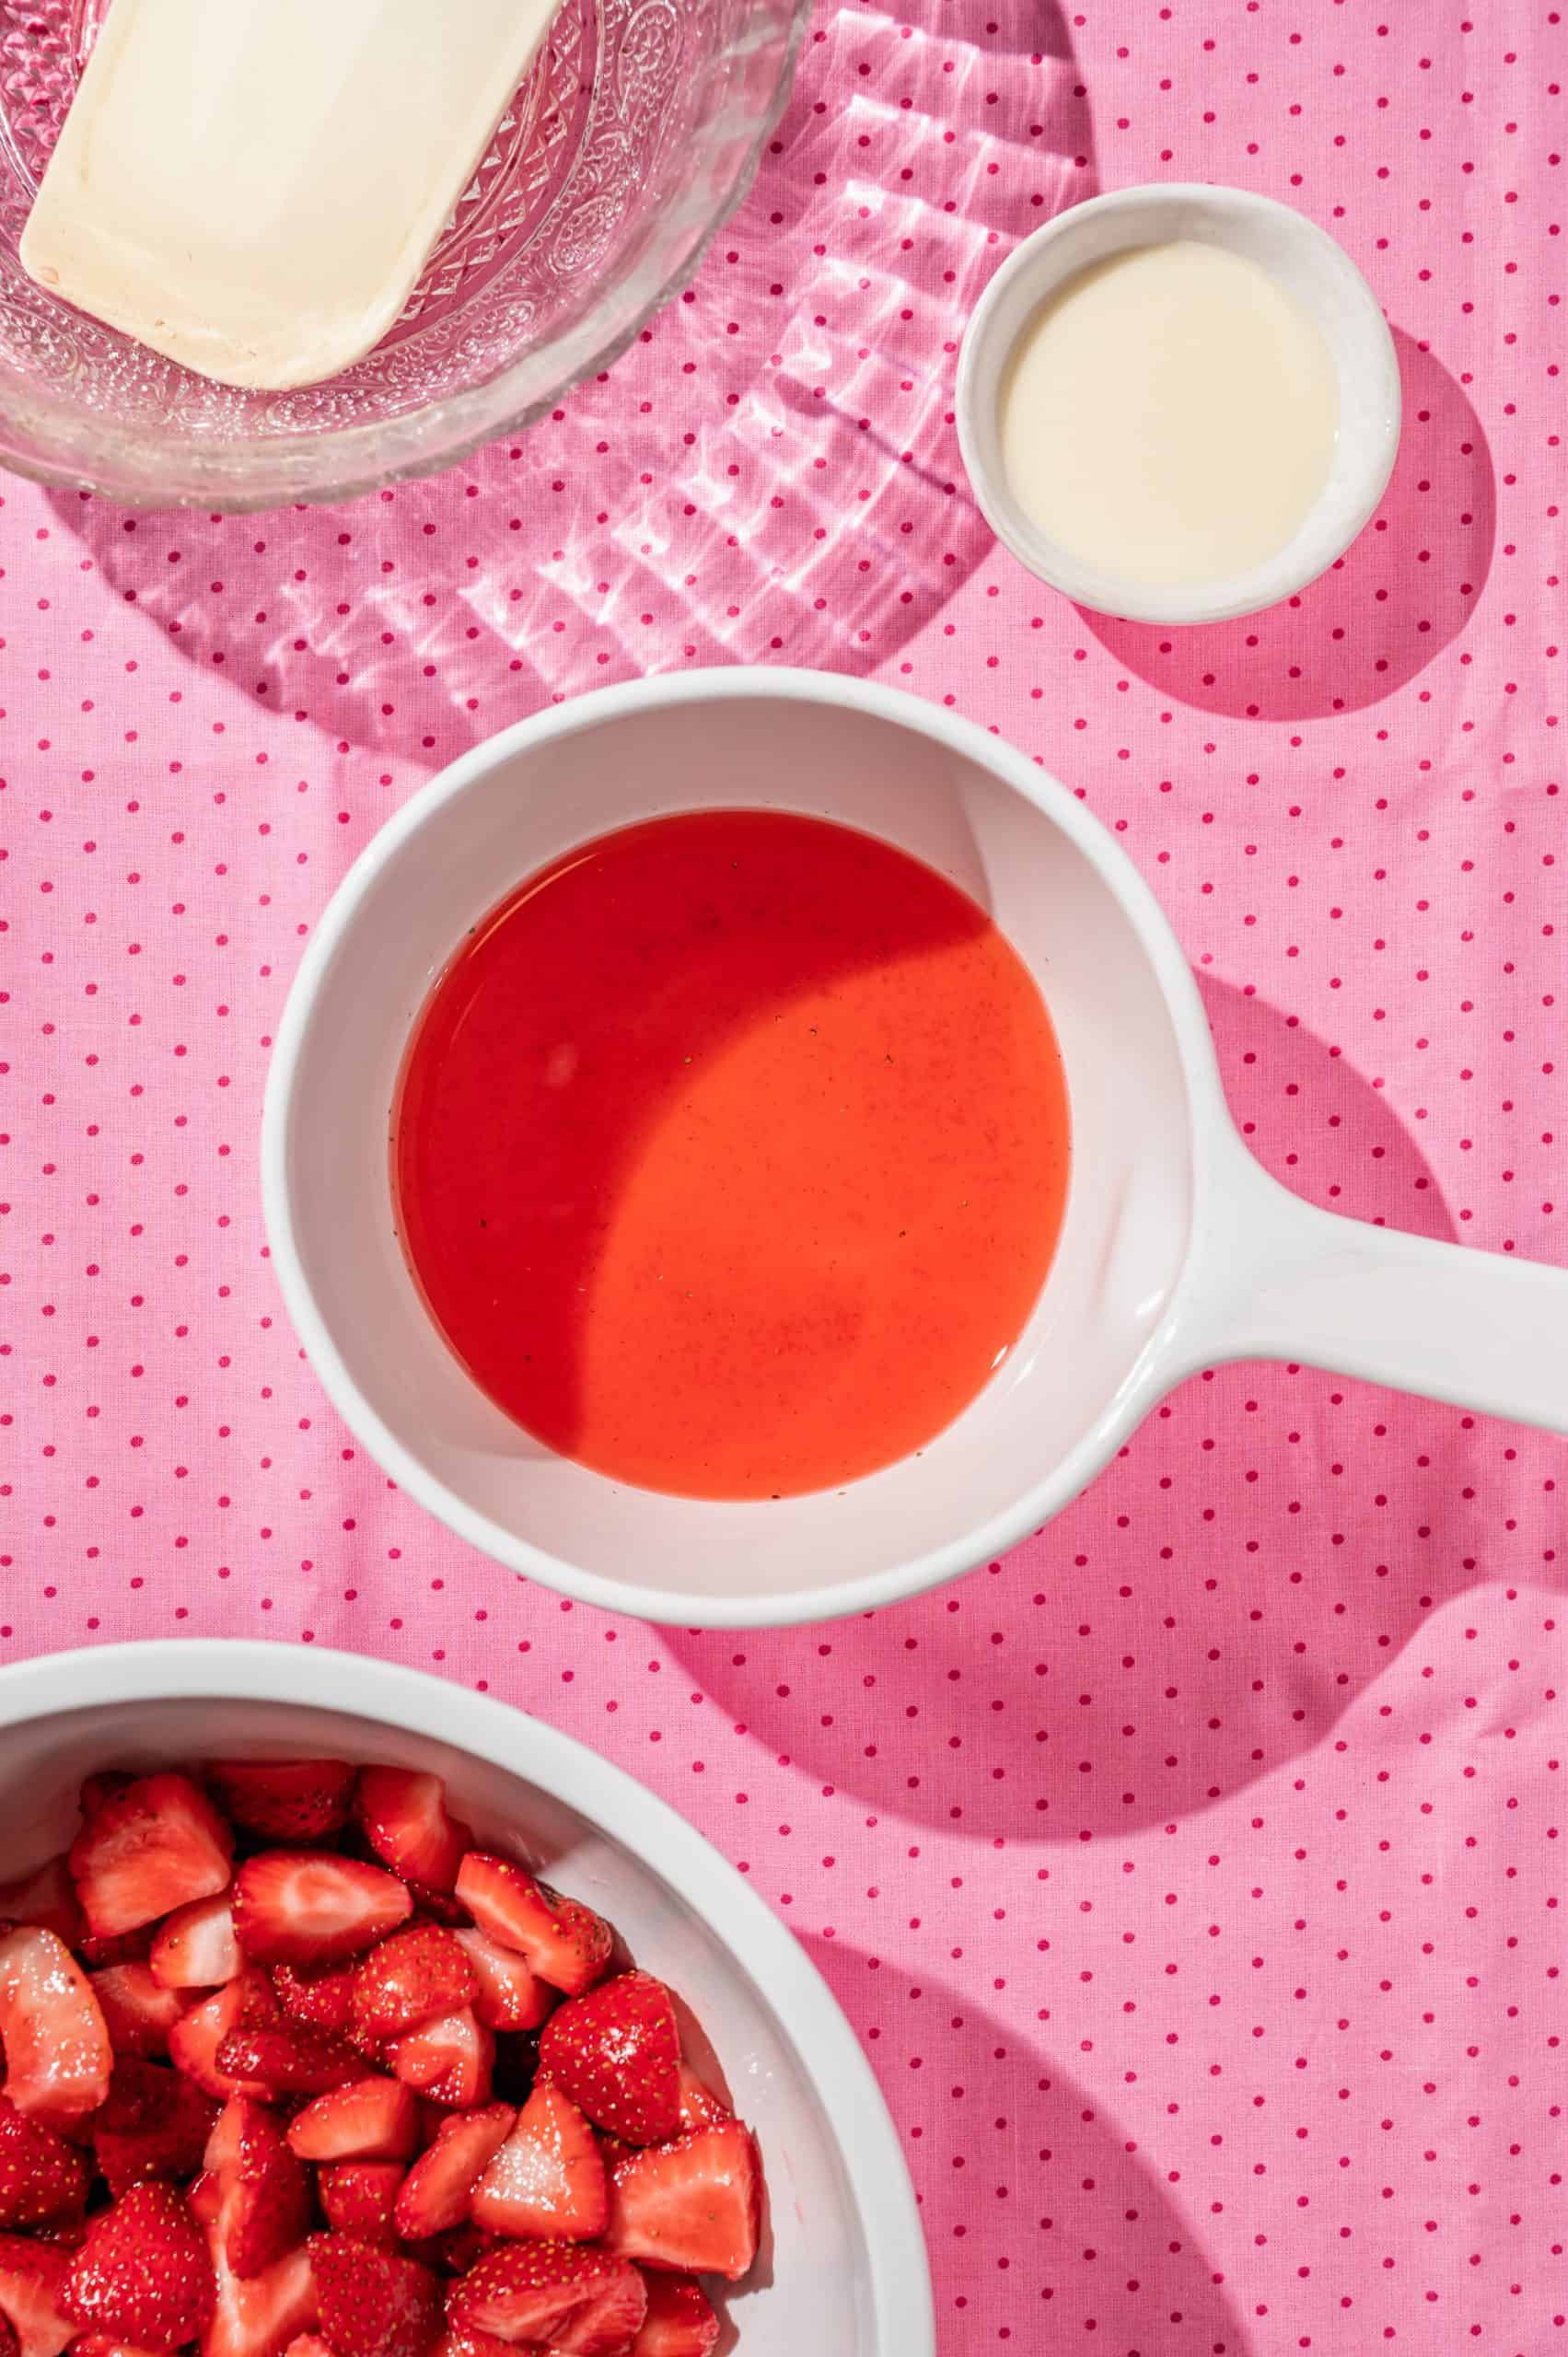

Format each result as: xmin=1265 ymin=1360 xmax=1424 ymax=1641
xmin=0 ymin=1643 xmax=931 ymax=2357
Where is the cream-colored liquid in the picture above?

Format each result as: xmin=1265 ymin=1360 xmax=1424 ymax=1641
xmin=999 ymin=238 xmax=1340 ymax=586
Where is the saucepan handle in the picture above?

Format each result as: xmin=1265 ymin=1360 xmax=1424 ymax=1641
xmin=1168 ymin=1133 xmax=1568 ymax=1434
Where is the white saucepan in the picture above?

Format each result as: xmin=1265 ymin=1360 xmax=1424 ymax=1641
xmin=262 ymin=669 xmax=1568 ymax=1627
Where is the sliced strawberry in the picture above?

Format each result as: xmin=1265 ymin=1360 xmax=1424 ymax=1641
xmin=355 ymin=1772 xmax=472 ymax=1899
xmin=283 ymin=2338 xmax=336 ymax=2357
xmin=0 ymin=1926 xmax=112 ymax=2120
xmin=152 ymin=1895 xmax=241 ymax=1990
xmin=451 ymin=1860 xmax=610 ymax=2000
xmin=470 ymin=2082 xmax=605 ymax=2244
xmin=385 ymin=2011 xmax=493 ymax=2111
xmin=287 ymin=2079 xmax=419 ymax=2165
xmin=393 ymin=2107 xmax=513 ymax=2243
xmin=94 ymin=2059 xmax=219 ymax=2195
xmin=0 ymin=2232 xmax=75 ymax=2357
xmin=63 ymin=2182 xmax=215 ymax=2348
xmin=273 ymin=1961 xmax=361 ymax=2042
xmin=68 ymin=1775 xmax=233 ymax=1940
xmin=448 ymin=1933 xmax=552 ymax=2038
xmin=536 ymin=1974 xmax=679 ymax=2146
xmin=204 ymin=2099 xmax=310 ymax=2281
xmin=234 ymin=1855 xmax=412 ymax=1968
xmin=446 ymin=2243 xmax=645 ymax=2355
xmin=0 ymin=2096 xmax=88 ymax=2228
xmin=203 ymin=2240 xmax=318 ymax=2357
xmin=629 ymin=2274 xmax=717 ymax=2357
xmin=309 ymin=2233 xmax=441 ymax=2357
xmin=673 ymin=2066 xmax=729 ymax=2134
xmin=0 ymin=1860 xmax=83 ymax=1950
xmin=207 ymin=1763 xmax=356 ymax=1845
xmin=169 ymin=1969 xmax=281 ymax=2102
xmin=602 ymin=2120 xmax=760 ymax=2282
xmin=215 ymin=2020 xmax=366 ymax=2098
xmin=88 ymin=1964 xmax=186 ymax=2061
xmin=352 ymin=1928 xmax=478 ymax=2043
xmin=317 ymin=2162 xmax=406 ymax=2247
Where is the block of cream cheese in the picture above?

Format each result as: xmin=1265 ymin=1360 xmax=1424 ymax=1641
xmin=21 ymin=0 xmax=563 ymax=391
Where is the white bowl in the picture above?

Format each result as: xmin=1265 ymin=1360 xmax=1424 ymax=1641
xmin=955 ymin=183 xmax=1402 ymax=625
xmin=0 ymin=1640 xmax=933 ymax=2357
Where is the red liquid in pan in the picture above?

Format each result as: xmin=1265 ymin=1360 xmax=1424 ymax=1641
xmin=393 ymin=810 xmax=1071 ymax=1500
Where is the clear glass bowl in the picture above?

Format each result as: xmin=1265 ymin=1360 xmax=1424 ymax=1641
xmin=0 ymin=0 xmax=808 ymax=508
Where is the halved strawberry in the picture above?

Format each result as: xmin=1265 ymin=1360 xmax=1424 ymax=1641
xmin=68 ymin=1775 xmax=233 ymax=1940
xmin=169 ymin=1970 xmax=281 ymax=2102
xmin=283 ymin=2338 xmax=336 ymax=2357
xmin=385 ymin=2011 xmax=493 ymax=2111
xmin=0 ymin=1860 xmax=83 ymax=1950
xmin=536 ymin=1974 xmax=679 ymax=2146
xmin=0 ymin=2232 xmax=75 ymax=2357
xmin=0 ymin=2096 xmax=88 ymax=2228
xmin=234 ymin=1855 xmax=412 ymax=1968
xmin=287 ymin=2079 xmax=419 ymax=2165
xmin=204 ymin=2100 xmax=310 ymax=2281
xmin=316 ymin=2162 xmax=406 ymax=2247
xmin=203 ymin=2240 xmax=318 ymax=2357
xmin=273 ymin=1961 xmax=361 ymax=2042
xmin=393 ymin=2107 xmax=513 ymax=2243
xmin=629 ymin=2274 xmax=717 ymax=2357
xmin=354 ymin=1773 xmax=472 ymax=1899
xmin=446 ymin=2243 xmax=645 ymax=2355
xmin=601 ymin=2120 xmax=760 ymax=2282
xmin=448 ymin=1933 xmax=552 ymax=2038
xmin=88 ymin=1965 xmax=186 ymax=2061
xmin=94 ymin=2059 xmax=219 ymax=2195
xmin=207 ymin=1763 xmax=356 ymax=1845
xmin=152 ymin=1896 xmax=241 ymax=1990
xmin=215 ymin=2021 xmax=366 ymax=2098
xmin=673 ymin=2066 xmax=729 ymax=2134
xmin=308 ymin=2233 xmax=442 ymax=2357
xmin=0 ymin=1926 xmax=112 ymax=2120
xmin=353 ymin=1928 xmax=478 ymax=2042
xmin=451 ymin=1860 xmax=610 ymax=2000
xmin=63 ymin=2182 xmax=215 ymax=2348
xmin=470 ymin=2083 xmax=604 ymax=2244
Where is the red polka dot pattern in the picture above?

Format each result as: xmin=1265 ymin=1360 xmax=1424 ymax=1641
xmin=4 ymin=4 xmax=1567 ymax=2350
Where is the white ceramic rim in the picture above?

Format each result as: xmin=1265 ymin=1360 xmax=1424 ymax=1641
xmin=261 ymin=666 xmax=1226 ymax=1629
xmin=0 ymin=1637 xmax=935 ymax=2356
xmin=955 ymin=182 xmax=1403 ymax=625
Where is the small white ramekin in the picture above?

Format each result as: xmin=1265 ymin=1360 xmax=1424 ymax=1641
xmin=956 ymin=183 xmax=1401 ymax=626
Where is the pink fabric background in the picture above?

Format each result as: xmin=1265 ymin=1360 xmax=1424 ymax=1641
xmin=5 ymin=2 xmax=1567 ymax=2349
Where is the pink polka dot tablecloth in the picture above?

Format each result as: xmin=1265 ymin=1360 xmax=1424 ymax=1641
xmin=5 ymin=3 xmax=1567 ymax=2350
